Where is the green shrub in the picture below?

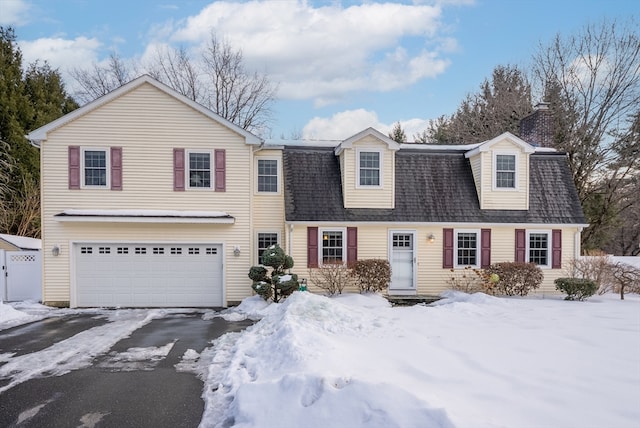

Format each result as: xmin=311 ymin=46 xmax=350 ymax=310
xmin=555 ymin=277 xmax=598 ymax=301
xmin=351 ymin=259 xmax=391 ymax=293
xmin=249 ymin=244 xmax=298 ymax=302
xmin=486 ymin=262 xmax=543 ymax=296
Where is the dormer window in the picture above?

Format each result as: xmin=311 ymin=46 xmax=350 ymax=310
xmin=358 ymin=150 xmax=381 ymax=187
xmin=495 ymin=153 xmax=516 ymax=189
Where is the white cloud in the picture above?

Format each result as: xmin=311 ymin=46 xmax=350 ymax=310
xmin=302 ymin=109 xmax=431 ymax=141
xmin=18 ymin=36 xmax=101 ymax=79
xmin=165 ymin=1 xmax=455 ymax=105
xmin=0 ymin=0 xmax=30 ymax=25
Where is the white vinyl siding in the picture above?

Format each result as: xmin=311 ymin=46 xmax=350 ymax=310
xmin=40 ymin=82 xmax=255 ymax=305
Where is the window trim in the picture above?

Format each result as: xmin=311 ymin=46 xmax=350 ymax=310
xmin=356 ymin=149 xmax=383 ymax=188
xmin=256 ymin=157 xmax=280 ymax=194
xmin=186 ymin=150 xmax=213 ymax=190
xmin=493 ymin=151 xmax=518 ymax=191
xmin=256 ymin=231 xmax=280 ymax=265
xmin=81 ymin=147 xmax=110 ymax=189
xmin=526 ymin=230 xmax=551 ymax=268
xmin=318 ymin=227 xmax=347 ymax=265
xmin=454 ymin=229 xmax=480 ymax=268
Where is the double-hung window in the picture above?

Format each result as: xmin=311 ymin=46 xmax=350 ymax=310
xmin=495 ymin=154 xmax=516 ymax=189
xmin=257 ymin=232 xmax=279 ymax=265
xmin=188 ymin=151 xmax=211 ymax=189
xmin=321 ymin=229 xmax=345 ymax=264
xmin=358 ymin=151 xmax=381 ymax=187
xmin=455 ymin=230 xmax=479 ymax=267
xmin=82 ymin=148 xmax=109 ymax=187
xmin=257 ymin=159 xmax=278 ymax=193
xmin=527 ymin=231 xmax=550 ymax=267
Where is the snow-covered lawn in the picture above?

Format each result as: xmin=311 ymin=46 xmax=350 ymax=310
xmin=204 ymin=291 xmax=640 ymax=428
xmin=2 ymin=292 xmax=639 ymax=428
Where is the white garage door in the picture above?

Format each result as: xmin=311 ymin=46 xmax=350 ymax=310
xmin=74 ymin=243 xmax=223 ymax=307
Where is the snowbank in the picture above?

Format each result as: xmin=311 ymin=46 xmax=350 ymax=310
xmin=200 ymin=291 xmax=640 ymax=428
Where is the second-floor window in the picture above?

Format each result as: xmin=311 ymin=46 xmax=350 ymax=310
xmin=358 ymin=151 xmax=380 ymax=186
xmin=258 ymin=159 xmax=278 ymax=192
xmin=83 ymin=149 xmax=108 ymax=187
xmin=495 ymin=154 xmax=516 ymax=188
xmin=188 ymin=152 xmax=211 ymax=189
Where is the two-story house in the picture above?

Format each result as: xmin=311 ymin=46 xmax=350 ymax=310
xmin=28 ymin=75 xmax=586 ymax=307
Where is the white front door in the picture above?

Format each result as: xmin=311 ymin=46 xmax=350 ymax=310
xmin=389 ymin=231 xmax=416 ymax=295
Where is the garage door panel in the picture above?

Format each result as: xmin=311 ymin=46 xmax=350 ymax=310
xmin=75 ymin=243 xmax=223 ymax=307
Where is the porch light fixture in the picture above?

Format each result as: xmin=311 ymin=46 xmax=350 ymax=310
xmin=233 ymin=246 xmax=241 ymax=257
xmin=427 ymin=233 xmax=436 ymax=244
xmin=52 ymin=244 xmax=61 ymax=256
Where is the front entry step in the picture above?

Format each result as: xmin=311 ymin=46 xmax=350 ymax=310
xmin=384 ymin=295 xmax=441 ymax=306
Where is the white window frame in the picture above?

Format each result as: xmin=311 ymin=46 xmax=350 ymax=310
xmin=186 ymin=150 xmax=213 ymax=190
xmin=493 ymin=151 xmax=518 ymax=191
xmin=356 ymin=149 xmax=383 ymax=188
xmin=256 ymin=231 xmax=280 ymax=265
xmin=526 ymin=230 xmax=551 ymax=269
xmin=256 ymin=157 xmax=280 ymax=194
xmin=81 ymin=147 xmax=110 ymax=189
xmin=454 ymin=229 xmax=480 ymax=268
xmin=319 ymin=227 xmax=347 ymax=265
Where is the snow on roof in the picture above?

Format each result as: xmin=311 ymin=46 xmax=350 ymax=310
xmin=0 ymin=234 xmax=42 ymax=250
xmin=59 ymin=209 xmax=231 ymax=218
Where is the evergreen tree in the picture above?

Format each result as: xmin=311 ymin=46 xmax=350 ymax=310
xmin=388 ymin=121 xmax=407 ymax=143
xmin=0 ymin=27 xmax=78 ymax=237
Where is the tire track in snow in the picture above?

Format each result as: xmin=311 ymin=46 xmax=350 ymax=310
xmin=0 ymin=309 xmax=166 ymax=393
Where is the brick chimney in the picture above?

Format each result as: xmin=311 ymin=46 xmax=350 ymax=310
xmin=519 ymin=102 xmax=553 ymax=147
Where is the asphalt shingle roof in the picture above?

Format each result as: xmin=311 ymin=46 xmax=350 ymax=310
xmin=282 ymin=146 xmax=586 ymax=224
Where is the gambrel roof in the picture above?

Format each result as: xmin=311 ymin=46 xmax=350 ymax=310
xmin=282 ymin=146 xmax=586 ymax=224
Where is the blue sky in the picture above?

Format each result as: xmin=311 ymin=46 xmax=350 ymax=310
xmin=2 ymin=0 xmax=638 ymax=139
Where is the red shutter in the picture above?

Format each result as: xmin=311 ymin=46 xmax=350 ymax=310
xmin=515 ymin=229 xmax=526 ymax=262
xmin=552 ymin=229 xmax=562 ymax=269
xmin=68 ymin=146 xmax=80 ymax=189
xmin=307 ymin=227 xmax=318 ymax=268
xmin=347 ymin=227 xmax=358 ymax=266
xmin=215 ymin=149 xmax=226 ymax=192
xmin=481 ymin=228 xmax=491 ymax=268
xmin=110 ymin=147 xmax=122 ymax=190
xmin=443 ymin=228 xmax=454 ymax=268
xmin=174 ymin=148 xmax=185 ymax=191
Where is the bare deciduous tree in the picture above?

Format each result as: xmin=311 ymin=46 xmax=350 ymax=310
xmin=531 ymin=19 xmax=640 ymax=252
xmin=69 ymin=53 xmax=136 ymax=105
xmin=70 ymin=35 xmax=277 ymax=135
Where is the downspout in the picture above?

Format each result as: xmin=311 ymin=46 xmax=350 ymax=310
xmin=288 ymin=224 xmax=294 ymax=257
xmin=575 ymin=226 xmax=584 ymax=259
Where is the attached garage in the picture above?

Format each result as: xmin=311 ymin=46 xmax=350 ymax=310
xmin=74 ymin=243 xmax=223 ymax=307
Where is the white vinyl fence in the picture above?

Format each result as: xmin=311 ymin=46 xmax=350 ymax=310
xmin=0 ymin=249 xmax=42 ymax=302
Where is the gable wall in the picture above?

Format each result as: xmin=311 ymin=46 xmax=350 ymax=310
xmin=40 ymin=83 xmax=255 ymax=304
xmin=479 ymin=140 xmax=529 ymax=210
xmin=342 ymin=136 xmax=395 ymax=209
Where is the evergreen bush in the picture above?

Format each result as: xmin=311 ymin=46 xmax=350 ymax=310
xmin=248 ymin=244 xmax=298 ymax=302
xmin=554 ymin=277 xmax=598 ymax=301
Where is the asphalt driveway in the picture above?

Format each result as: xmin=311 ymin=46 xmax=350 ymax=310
xmin=0 ymin=311 xmax=253 ymax=427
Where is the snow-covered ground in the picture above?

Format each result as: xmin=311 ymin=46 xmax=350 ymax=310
xmin=2 ymin=292 xmax=639 ymax=428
